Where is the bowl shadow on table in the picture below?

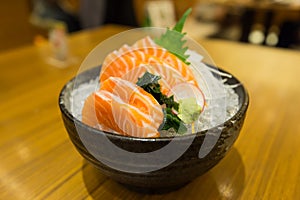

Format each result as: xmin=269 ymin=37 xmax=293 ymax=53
xmin=81 ymin=147 xmax=245 ymax=199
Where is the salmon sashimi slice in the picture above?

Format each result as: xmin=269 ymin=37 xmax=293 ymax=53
xmin=100 ymin=49 xmax=198 ymax=94
xmin=82 ymin=77 xmax=164 ymax=138
xmin=119 ymin=63 xmax=191 ymax=95
xmin=100 ymin=36 xmax=199 ymax=90
xmin=100 ymin=54 xmax=143 ymax=82
xmin=107 ymin=62 xmax=181 ymax=95
xmin=82 ymin=93 xmax=98 ymax=127
xmin=119 ymin=64 xmax=170 ymax=93
xmin=100 ymin=77 xmax=163 ymax=128
xmin=82 ymin=92 xmax=116 ymax=132
xmin=111 ymin=96 xmax=160 ymax=138
xmin=131 ymin=36 xmax=195 ymax=79
xmin=101 ymin=49 xmax=187 ymax=88
xmin=103 ymin=40 xmax=195 ymax=81
xmin=102 ymin=50 xmax=119 ymax=72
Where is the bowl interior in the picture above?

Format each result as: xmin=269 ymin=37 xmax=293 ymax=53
xmin=59 ymin=65 xmax=248 ymax=140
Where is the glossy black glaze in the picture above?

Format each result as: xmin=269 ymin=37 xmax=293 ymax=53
xmin=59 ymin=66 xmax=249 ymax=193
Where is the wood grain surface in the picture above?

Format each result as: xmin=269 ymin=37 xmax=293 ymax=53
xmin=0 ymin=24 xmax=300 ymax=200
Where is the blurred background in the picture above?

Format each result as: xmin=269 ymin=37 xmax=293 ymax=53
xmin=0 ymin=0 xmax=299 ymax=52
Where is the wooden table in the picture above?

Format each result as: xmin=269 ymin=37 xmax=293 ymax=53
xmin=1 ymin=24 xmax=300 ymax=199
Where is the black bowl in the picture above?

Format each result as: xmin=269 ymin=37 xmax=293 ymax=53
xmin=59 ymin=66 xmax=249 ymax=193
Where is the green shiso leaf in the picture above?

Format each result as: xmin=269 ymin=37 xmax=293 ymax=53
xmin=173 ymin=8 xmax=192 ymax=33
xmin=154 ymin=8 xmax=192 ymax=65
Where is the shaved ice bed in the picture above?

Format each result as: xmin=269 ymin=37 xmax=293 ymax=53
xmin=70 ymin=64 xmax=240 ymax=137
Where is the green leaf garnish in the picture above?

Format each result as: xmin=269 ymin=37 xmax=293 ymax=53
xmin=154 ymin=8 xmax=192 ymax=65
xmin=173 ymin=8 xmax=192 ymax=33
xmin=136 ymin=72 xmax=187 ymax=134
xmin=178 ymin=98 xmax=202 ymax=124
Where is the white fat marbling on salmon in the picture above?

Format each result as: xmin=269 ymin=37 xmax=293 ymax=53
xmin=86 ymin=77 xmax=164 ymax=137
xmin=111 ymin=96 xmax=159 ymax=137
xmin=100 ymin=36 xmax=198 ymax=91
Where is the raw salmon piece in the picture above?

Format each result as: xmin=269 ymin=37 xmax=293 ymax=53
xmin=118 ymin=63 xmax=172 ymax=94
xmin=101 ymin=36 xmax=197 ymax=86
xmin=100 ymin=77 xmax=163 ymax=129
xmin=82 ymin=93 xmax=98 ymax=127
xmin=119 ymin=63 xmax=189 ymax=95
xmin=82 ymin=77 xmax=164 ymax=138
xmin=102 ymin=50 xmax=119 ymax=72
xmin=111 ymin=97 xmax=160 ymax=138
xmin=93 ymin=90 xmax=127 ymax=135
xmin=100 ymin=54 xmax=142 ymax=82
xmin=132 ymin=36 xmax=194 ymax=79
xmin=100 ymin=49 xmax=197 ymax=94
xmin=82 ymin=92 xmax=117 ymax=133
